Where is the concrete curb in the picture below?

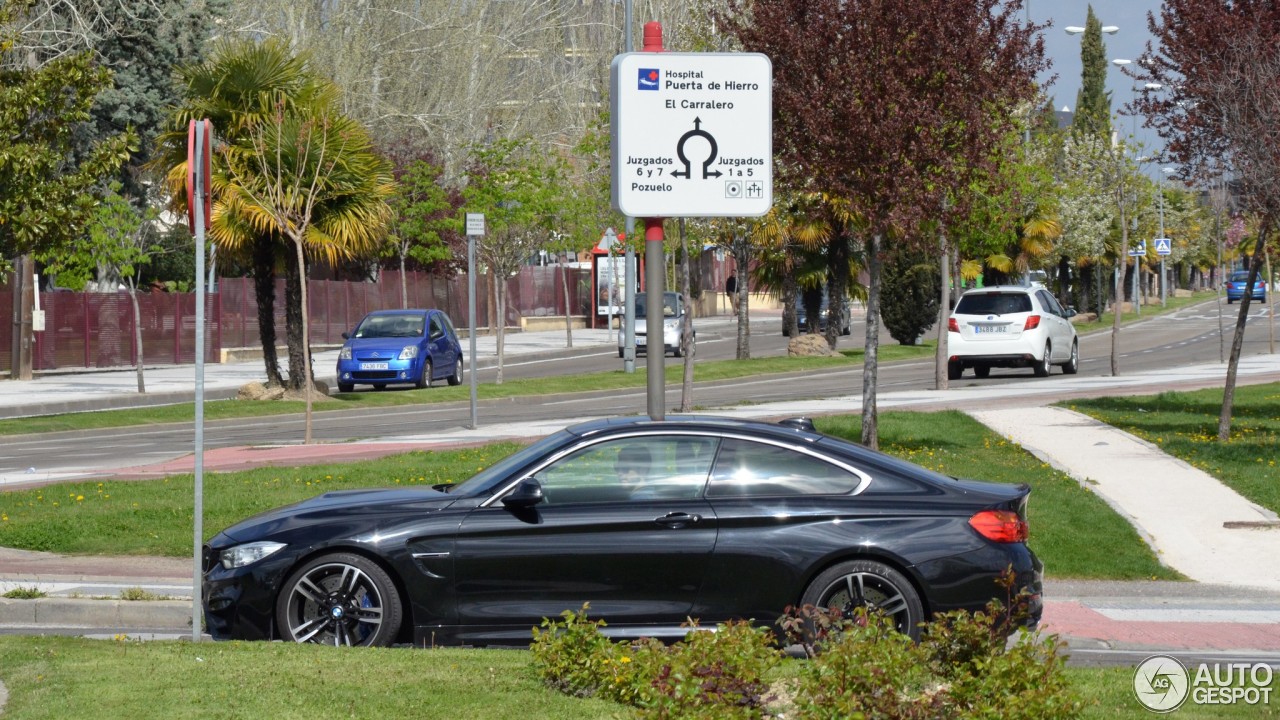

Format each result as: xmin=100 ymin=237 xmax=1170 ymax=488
xmin=0 ymin=598 xmax=191 ymax=631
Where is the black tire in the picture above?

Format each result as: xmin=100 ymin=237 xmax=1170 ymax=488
xmin=947 ymin=361 xmax=962 ymax=380
xmin=447 ymin=359 xmax=463 ymax=386
xmin=973 ymin=365 xmax=990 ymax=379
xmin=337 ymin=382 xmax=354 ymax=393
xmin=1063 ymin=340 xmax=1079 ymax=375
xmin=275 ymin=552 xmax=402 ymax=647
xmin=800 ymin=559 xmax=924 ymax=640
xmin=673 ymin=345 xmax=682 ymax=358
xmin=415 ymin=359 xmax=432 ymax=389
xmin=372 ymin=385 xmax=388 ymax=391
xmin=618 ymin=348 xmax=625 ymax=358
xmin=1033 ymin=343 xmax=1052 ymax=377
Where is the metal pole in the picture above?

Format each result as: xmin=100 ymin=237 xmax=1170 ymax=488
xmin=191 ymin=124 xmax=206 ymax=643
xmin=645 ymin=217 xmax=665 ymax=420
xmin=467 ymin=234 xmax=478 ymax=429
xmin=624 ymin=217 xmax=636 ymax=373
xmin=1158 ymin=182 xmax=1166 ymax=307
xmin=642 ymin=22 xmax=666 ymax=420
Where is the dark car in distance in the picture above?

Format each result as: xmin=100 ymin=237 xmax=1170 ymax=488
xmin=335 ymin=309 xmax=463 ymax=392
xmin=202 ymin=416 xmax=1043 ymax=648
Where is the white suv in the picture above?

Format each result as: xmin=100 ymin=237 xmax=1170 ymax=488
xmin=946 ymin=285 xmax=1079 ymax=380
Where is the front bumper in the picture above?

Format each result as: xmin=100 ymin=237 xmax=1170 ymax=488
xmin=336 ymin=358 xmax=421 ymax=385
xmin=202 ymin=543 xmax=298 ymax=641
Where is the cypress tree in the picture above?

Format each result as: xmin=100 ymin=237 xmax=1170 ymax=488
xmin=1072 ymin=5 xmax=1113 ymax=138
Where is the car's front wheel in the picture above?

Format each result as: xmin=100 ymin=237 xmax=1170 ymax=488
xmin=800 ymin=559 xmax=924 ymax=640
xmin=1033 ymin=342 xmax=1052 ymax=377
xmin=415 ymin=359 xmax=433 ymax=389
xmin=447 ymin=359 xmax=463 ymax=386
xmin=1063 ymin=340 xmax=1079 ymax=375
xmin=337 ymin=382 xmax=354 ymax=393
xmin=276 ymin=553 xmax=403 ymax=647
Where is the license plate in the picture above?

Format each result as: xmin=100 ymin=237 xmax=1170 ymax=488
xmin=360 ymin=362 xmax=389 ymax=370
xmin=974 ymin=325 xmax=1006 ymax=334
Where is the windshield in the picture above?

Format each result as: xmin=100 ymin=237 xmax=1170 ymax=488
xmin=354 ymin=314 xmax=424 ymax=338
xmin=449 ymin=430 xmax=576 ymax=496
xmin=634 ymin=293 xmax=679 ymax=319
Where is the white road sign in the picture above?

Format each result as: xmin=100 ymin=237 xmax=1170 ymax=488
xmin=610 ymin=52 xmax=773 ymax=218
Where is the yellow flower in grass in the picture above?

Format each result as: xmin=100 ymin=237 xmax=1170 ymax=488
xmin=75 ymin=495 xmax=84 ymax=502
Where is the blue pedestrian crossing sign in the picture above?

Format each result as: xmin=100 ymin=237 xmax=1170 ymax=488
xmin=1154 ymin=237 xmax=1172 ymax=256
xmin=1128 ymin=240 xmax=1147 ymax=257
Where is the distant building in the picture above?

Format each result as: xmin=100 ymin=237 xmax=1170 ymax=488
xmin=1056 ymin=106 xmax=1074 ymax=130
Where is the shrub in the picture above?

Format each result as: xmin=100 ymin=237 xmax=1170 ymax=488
xmin=532 ymin=608 xmax=780 ymax=718
xmin=881 ymin=254 xmax=940 ymax=345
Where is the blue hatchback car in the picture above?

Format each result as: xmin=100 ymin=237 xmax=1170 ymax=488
xmin=1225 ymin=271 xmax=1267 ymax=304
xmin=335 ymin=309 xmax=463 ymax=392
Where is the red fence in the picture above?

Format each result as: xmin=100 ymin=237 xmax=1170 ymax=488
xmin=0 ymin=267 xmax=590 ymax=375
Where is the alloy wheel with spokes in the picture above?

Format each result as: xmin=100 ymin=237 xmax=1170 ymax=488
xmin=276 ymin=553 xmax=402 ymax=647
xmin=801 ymin=559 xmax=924 ymax=640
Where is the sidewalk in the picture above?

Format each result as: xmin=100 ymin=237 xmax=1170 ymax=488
xmin=2 ymin=314 xmax=1280 ymax=658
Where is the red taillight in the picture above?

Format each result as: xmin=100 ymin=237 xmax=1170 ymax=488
xmin=969 ymin=510 xmax=1028 ymax=543
xmin=1023 ymin=314 xmax=1041 ymax=331
xmin=947 ymin=318 xmax=959 ymax=333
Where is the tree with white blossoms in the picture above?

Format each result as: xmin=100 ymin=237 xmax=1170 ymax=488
xmin=1058 ymin=133 xmax=1116 ymax=317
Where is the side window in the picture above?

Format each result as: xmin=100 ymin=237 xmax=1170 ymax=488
xmin=533 ymin=436 xmax=718 ymax=504
xmin=429 ymin=315 xmax=444 ymax=340
xmin=707 ymin=438 xmax=862 ymax=498
xmin=1036 ymin=290 xmax=1062 ymax=317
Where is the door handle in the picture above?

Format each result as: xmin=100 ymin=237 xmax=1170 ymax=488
xmin=654 ymin=512 xmax=701 ymax=527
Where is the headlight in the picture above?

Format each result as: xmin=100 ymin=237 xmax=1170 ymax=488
xmin=338 ymin=346 xmax=352 ymax=360
xmin=220 ymin=541 xmax=287 ymax=569
xmin=399 ymin=345 xmax=419 ymax=360
xmin=664 ymin=320 xmax=679 ymax=333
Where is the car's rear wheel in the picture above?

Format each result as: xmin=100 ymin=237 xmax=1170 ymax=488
xmin=801 ymin=559 xmax=923 ymax=640
xmin=337 ymin=382 xmax=354 ymax=393
xmin=415 ymin=359 xmax=432 ymax=389
xmin=947 ymin=360 xmax=962 ymax=380
xmin=1063 ymin=340 xmax=1079 ymax=375
xmin=1033 ymin=342 xmax=1052 ymax=377
xmin=276 ymin=553 xmax=402 ymax=647
xmin=973 ymin=365 xmax=991 ymax=379
xmin=447 ymin=359 xmax=463 ymax=386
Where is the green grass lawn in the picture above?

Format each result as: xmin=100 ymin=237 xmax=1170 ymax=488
xmin=0 ymin=637 xmax=1272 ymax=720
xmin=0 ymin=411 xmax=1173 ymax=580
xmin=1064 ymin=382 xmax=1280 ymax=516
xmin=0 ymin=345 xmax=935 ymax=436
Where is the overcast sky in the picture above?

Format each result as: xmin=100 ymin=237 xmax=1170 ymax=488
xmin=1030 ymin=0 xmax=1166 ymax=155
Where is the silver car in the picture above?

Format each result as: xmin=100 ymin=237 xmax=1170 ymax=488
xmin=618 ymin=291 xmax=695 ymax=358
xmin=946 ymin=285 xmax=1079 ymax=379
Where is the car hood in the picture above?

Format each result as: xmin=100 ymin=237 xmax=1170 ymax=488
xmin=219 ymin=487 xmax=455 ymax=542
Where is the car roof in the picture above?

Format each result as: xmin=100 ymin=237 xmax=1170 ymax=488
xmin=962 ymin=285 xmax=1039 ymax=294
xmin=363 ymin=309 xmax=432 ymax=316
xmin=564 ymin=414 xmax=825 ymax=445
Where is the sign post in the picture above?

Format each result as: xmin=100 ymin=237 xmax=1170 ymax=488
xmin=465 ymin=213 xmax=484 ymax=429
xmin=610 ymin=31 xmax=773 ymax=418
xmin=1155 ymin=237 xmax=1172 ymax=308
xmin=1128 ymin=240 xmax=1147 ymax=317
xmin=186 ymin=118 xmax=212 ymax=642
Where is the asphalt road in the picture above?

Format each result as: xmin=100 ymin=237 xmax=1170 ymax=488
xmin=3 ymin=298 xmax=1276 ymax=481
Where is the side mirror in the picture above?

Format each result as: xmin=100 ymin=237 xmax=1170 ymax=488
xmin=502 ymin=478 xmax=544 ymax=508
xmin=1065 ymin=307 xmax=1078 ymax=318
xmin=341 ymin=331 xmax=350 ymax=340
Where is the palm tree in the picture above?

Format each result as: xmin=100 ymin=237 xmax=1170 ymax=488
xmin=153 ymin=39 xmax=345 ymax=388
xmin=226 ymin=102 xmax=393 ymax=440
